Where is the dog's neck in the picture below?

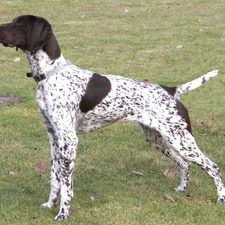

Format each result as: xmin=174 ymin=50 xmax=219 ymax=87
xmin=24 ymin=33 xmax=67 ymax=80
xmin=25 ymin=50 xmax=67 ymax=78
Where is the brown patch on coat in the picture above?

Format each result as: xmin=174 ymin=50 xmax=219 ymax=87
xmin=79 ymin=73 xmax=111 ymax=113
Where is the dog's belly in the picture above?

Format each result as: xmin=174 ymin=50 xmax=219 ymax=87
xmin=76 ymin=109 xmax=129 ymax=133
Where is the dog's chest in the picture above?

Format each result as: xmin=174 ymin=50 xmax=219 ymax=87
xmin=35 ymin=72 xmax=89 ymax=116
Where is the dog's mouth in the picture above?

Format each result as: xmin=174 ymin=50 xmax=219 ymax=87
xmin=2 ymin=43 xmax=19 ymax=51
xmin=3 ymin=43 xmax=15 ymax=47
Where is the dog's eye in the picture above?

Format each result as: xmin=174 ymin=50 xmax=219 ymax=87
xmin=16 ymin=19 xmax=24 ymax=26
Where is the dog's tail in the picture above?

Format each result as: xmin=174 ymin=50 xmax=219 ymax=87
xmin=174 ymin=70 xmax=218 ymax=99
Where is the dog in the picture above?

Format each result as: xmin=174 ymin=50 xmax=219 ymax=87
xmin=0 ymin=15 xmax=224 ymax=220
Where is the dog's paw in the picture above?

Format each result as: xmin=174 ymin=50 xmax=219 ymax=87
xmin=54 ymin=212 xmax=70 ymax=220
xmin=217 ymin=196 xmax=225 ymax=204
xmin=174 ymin=185 xmax=185 ymax=192
xmin=41 ymin=201 xmax=56 ymax=208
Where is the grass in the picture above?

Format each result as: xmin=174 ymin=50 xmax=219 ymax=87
xmin=1 ymin=0 xmax=225 ymax=224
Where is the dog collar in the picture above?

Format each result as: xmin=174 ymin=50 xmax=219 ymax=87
xmin=26 ymin=72 xmax=46 ymax=82
xmin=26 ymin=60 xmax=73 ymax=82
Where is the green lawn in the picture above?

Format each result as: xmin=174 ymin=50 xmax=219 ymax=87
xmin=1 ymin=0 xmax=225 ymax=224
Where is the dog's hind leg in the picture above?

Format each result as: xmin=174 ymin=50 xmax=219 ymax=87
xmin=158 ymin=124 xmax=225 ymax=203
xmin=140 ymin=124 xmax=190 ymax=191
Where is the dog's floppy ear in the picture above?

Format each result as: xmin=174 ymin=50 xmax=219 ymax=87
xmin=26 ymin=17 xmax=52 ymax=52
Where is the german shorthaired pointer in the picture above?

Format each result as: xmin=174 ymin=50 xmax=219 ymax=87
xmin=0 ymin=15 xmax=224 ymax=220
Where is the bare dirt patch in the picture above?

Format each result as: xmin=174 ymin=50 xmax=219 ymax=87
xmin=0 ymin=96 xmax=23 ymax=106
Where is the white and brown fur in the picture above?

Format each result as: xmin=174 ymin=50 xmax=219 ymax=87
xmin=0 ymin=15 xmax=224 ymax=220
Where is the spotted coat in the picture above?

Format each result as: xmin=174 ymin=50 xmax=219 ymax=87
xmin=0 ymin=15 xmax=224 ymax=221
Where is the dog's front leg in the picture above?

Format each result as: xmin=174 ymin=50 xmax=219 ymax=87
xmin=54 ymin=129 xmax=78 ymax=220
xmin=36 ymin=108 xmax=61 ymax=209
xmin=36 ymin=87 xmax=78 ymax=220
xmin=41 ymin=124 xmax=61 ymax=208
